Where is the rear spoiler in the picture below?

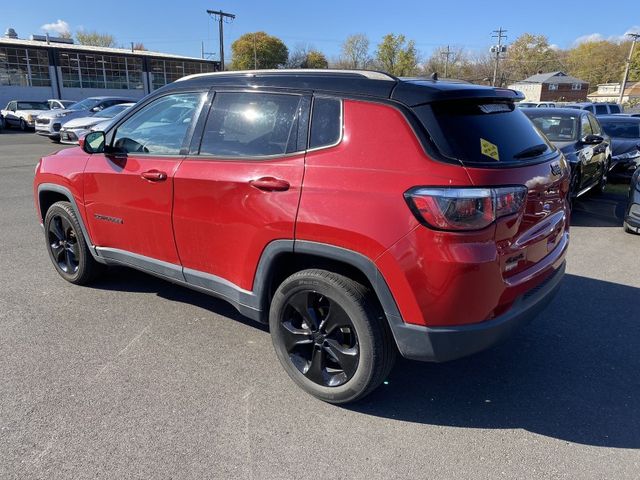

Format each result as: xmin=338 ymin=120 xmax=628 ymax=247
xmin=392 ymin=80 xmax=525 ymax=107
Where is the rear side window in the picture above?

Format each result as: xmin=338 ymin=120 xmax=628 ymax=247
xmin=609 ymin=105 xmax=621 ymax=114
xmin=415 ymin=101 xmax=553 ymax=165
xmin=595 ymin=104 xmax=608 ymax=115
xmin=199 ymin=92 xmax=301 ymax=157
xmin=310 ymin=97 xmax=341 ymax=149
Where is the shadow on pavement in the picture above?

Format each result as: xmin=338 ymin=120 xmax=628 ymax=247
xmin=571 ymin=186 xmax=628 ymax=227
xmin=90 ymin=267 xmax=639 ymax=448
xmin=349 ymin=273 xmax=640 ymax=449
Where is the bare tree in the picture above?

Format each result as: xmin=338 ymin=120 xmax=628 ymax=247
xmin=338 ymin=34 xmax=371 ymax=69
xmin=75 ymin=30 xmax=117 ymax=48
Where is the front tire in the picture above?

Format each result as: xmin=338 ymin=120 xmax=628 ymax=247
xmin=19 ymin=119 xmax=27 ymax=131
xmin=44 ymin=201 xmax=104 ymax=285
xmin=269 ymin=269 xmax=395 ymax=404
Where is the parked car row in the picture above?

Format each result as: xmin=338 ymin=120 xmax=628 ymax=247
xmin=1 ymin=97 xmax=135 ymax=143
xmin=517 ymin=101 xmax=626 ymax=116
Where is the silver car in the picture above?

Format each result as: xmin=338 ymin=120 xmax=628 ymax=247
xmin=59 ymin=103 xmax=135 ymax=144
xmin=35 ymin=96 xmax=134 ymax=141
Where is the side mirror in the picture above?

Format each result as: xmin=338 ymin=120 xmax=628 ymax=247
xmin=82 ymin=131 xmax=105 ymax=154
xmin=90 ymin=106 xmax=103 ymax=113
xmin=581 ymin=134 xmax=604 ymax=145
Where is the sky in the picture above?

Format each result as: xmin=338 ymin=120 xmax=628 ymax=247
xmin=3 ymin=0 xmax=640 ymax=61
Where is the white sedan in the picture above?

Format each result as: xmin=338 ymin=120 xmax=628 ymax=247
xmin=1 ymin=100 xmax=50 ymax=131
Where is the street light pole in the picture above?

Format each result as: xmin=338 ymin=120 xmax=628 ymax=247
xmin=618 ymin=33 xmax=640 ymax=105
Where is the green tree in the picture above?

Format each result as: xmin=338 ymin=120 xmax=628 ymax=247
xmin=302 ymin=50 xmax=328 ymax=69
xmin=337 ymin=34 xmax=371 ymax=69
xmin=503 ymin=33 xmax=563 ymax=82
xmin=230 ymin=32 xmax=288 ymax=70
xmin=566 ymin=40 xmax=628 ymax=90
xmin=75 ymin=30 xmax=117 ymax=48
xmin=375 ymin=34 xmax=419 ymax=76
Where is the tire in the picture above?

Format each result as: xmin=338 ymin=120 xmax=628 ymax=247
xmin=19 ymin=119 xmax=27 ymax=131
xmin=44 ymin=201 xmax=104 ymax=285
xmin=269 ymin=269 xmax=396 ymax=404
xmin=624 ymin=221 xmax=639 ymax=235
xmin=568 ymin=170 xmax=580 ymax=211
xmin=591 ymin=159 xmax=609 ymax=196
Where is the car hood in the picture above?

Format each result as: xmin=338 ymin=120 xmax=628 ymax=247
xmin=18 ymin=110 xmax=50 ymax=117
xmin=62 ymin=116 xmax=104 ymax=129
xmin=37 ymin=108 xmax=90 ymax=121
xmin=611 ymin=138 xmax=640 ymax=156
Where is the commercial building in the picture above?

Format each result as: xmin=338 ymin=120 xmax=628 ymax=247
xmin=0 ymin=31 xmax=219 ymax=107
xmin=508 ymin=71 xmax=589 ymax=102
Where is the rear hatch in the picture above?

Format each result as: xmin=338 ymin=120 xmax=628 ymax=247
xmin=412 ymin=98 xmax=570 ymax=279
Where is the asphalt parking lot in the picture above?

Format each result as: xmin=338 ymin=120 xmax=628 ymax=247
xmin=1 ymin=131 xmax=639 ymax=479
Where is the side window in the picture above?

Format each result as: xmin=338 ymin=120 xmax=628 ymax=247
xmin=585 ymin=105 xmax=594 ymax=113
xmin=113 ymin=92 xmax=203 ymax=155
xmin=609 ymin=105 xmax=621 ymax=114
xmin=8 ymin=102 xmax=17 ymax=112
xmin=588 ymin=115 xmax=602 ymax=135
xmin=199 ymin=92 xmax=301 ymax=157
xmin=309 ymin=97 xmax=342 ymax=149
xmin=595 ymin=104 xmax=607 ymax=115
xmin=581 ymin=115 xmax=593 ymax=138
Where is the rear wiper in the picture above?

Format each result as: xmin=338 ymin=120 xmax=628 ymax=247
xmin=514 ymin=143 xmax=548 ymax=159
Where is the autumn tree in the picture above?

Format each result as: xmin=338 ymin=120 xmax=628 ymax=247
xmin=286 ymin=45 xmax=328 ymax=69
xmin=75 ymin=30 xmax=117 ymax=48
xmin=230 ymin=32 xmax=288 ymax=70
xmin=337 ymin=34 xmax=371 ymax=69
xmin=503 ymin=33 xmax=563 ymax=82
xmin=423 ymin=46 xmax=467 ymax=78
xmin=303 ymin=51 xmax=328 ymax=69
xmin=375 ymin=34 xmax=419 ymax=76
xmin=566 ymin=40 xmax=628 ymax=89
xmin=132 ymin=42 xmax=146 ymax=51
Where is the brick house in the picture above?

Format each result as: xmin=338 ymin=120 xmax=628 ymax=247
xmin=508 ymin=71 xmax=589 ymax=102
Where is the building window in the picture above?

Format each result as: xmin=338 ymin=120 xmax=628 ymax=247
xmin=571 ymin=83 xmax=582 ymax=90
xmin=149 ymin=59 xmax=217 ymax=90
xmin=548 ymin=84 xmax=558 ymax=91
xmin=0 ymin=47 xmax=51 ymax=87
xmin=57 ymin=52 xmax=144 ymax=90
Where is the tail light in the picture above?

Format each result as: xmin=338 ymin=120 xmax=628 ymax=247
xmin=405 ymin=186 xmax=528 ymax=231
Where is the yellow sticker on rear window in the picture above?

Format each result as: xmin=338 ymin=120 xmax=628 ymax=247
xmin=480 ymin=138 xmax=500 ymax=161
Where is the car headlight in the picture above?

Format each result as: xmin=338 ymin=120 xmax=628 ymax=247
xmin=612 ymin=150 xmax=640 ymax=162
xmin=51 ymin=112 xmax=68 ymax=119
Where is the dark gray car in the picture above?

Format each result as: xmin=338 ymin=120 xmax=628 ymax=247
xmin=625 ymin=168 xmax=640 ymax=234
xmin=598 ymin=115 xmax=640 ymax=182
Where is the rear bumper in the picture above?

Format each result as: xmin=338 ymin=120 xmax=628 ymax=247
xmin=389 ymin=261 xmax=565 ymax=362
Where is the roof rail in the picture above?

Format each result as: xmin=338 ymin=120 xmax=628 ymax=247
xmin=176 ymin=69 xmax=397 ymax=83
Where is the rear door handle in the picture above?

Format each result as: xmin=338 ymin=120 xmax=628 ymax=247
xmin=249 ymin=177 xmax=290 ymax=192
xmin=141 ymin=170 xmax=167 ymax=182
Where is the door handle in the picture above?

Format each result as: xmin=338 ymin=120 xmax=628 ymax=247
xmin=141 ymin=170 xmax=167 ymax=182
xmin=249 ymin=177 xmax=290 ymax=192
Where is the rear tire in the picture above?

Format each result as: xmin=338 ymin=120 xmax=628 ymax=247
xmin=44 ymin=201 xmax=104 ymax=285
xmin=269 ymin=269 xmax=396 ymax=404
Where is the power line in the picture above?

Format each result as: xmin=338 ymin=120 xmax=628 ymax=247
xmin=206 ymin=9 xmax=236 ymax=70
xmin=490 ymin=27 xmax=507 ymax=86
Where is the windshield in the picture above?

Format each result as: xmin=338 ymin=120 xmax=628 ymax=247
xmin=68 ymin=98 xmax=102 ymax=111
xmin=600 ymin=120 xmax=640 ymax=139
xmin=524 ymin=112 xmax=580 ymax=142
xmin=17 ymin=102 xmax=49 ymax=110
xmin=414 ymin=100 xmax=554 ymax=165
xmin=60 ymin=100 xmax=76 ymax=108
xmin=94 ymin=104 xmax=132 ymax=118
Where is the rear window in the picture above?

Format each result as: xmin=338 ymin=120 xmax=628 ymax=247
xmin=600 ymin=120 xmax=640 ymax=139
xmin=525 ymin=112 xmax=579 ymax=141
xmin=415 ymin=101 xmax=554 ymax=165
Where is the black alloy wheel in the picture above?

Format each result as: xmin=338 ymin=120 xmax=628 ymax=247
xmin=279 ymin=290 xmax=360 ymax=387
xmin=44 ymin=201 xmax=104 ymax=285
xmin=269 ymin=269 xmax=396 ymax=404
xmin=47 ymin=214 xmax=80 ymax=275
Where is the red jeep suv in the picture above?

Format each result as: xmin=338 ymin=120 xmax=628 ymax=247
xmin=34 ymin=70 xmax=570 ymax=403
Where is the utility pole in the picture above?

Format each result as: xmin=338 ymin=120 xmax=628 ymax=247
xmin=253 ymin=33 xmax=258 ymax=69
xmin=206 ymin=9 xmax=236 ymax=71
xmin=618 ymin=33 xmax=640 ymax=105
xmin=490 ymin=27 xmax=507 ymax=87
xmin=441 ymin=45 xmax=453 ymax=78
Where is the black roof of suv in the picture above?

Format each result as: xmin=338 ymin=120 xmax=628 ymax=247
xmin=171 ymin=69 xmax=524 ymax=106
